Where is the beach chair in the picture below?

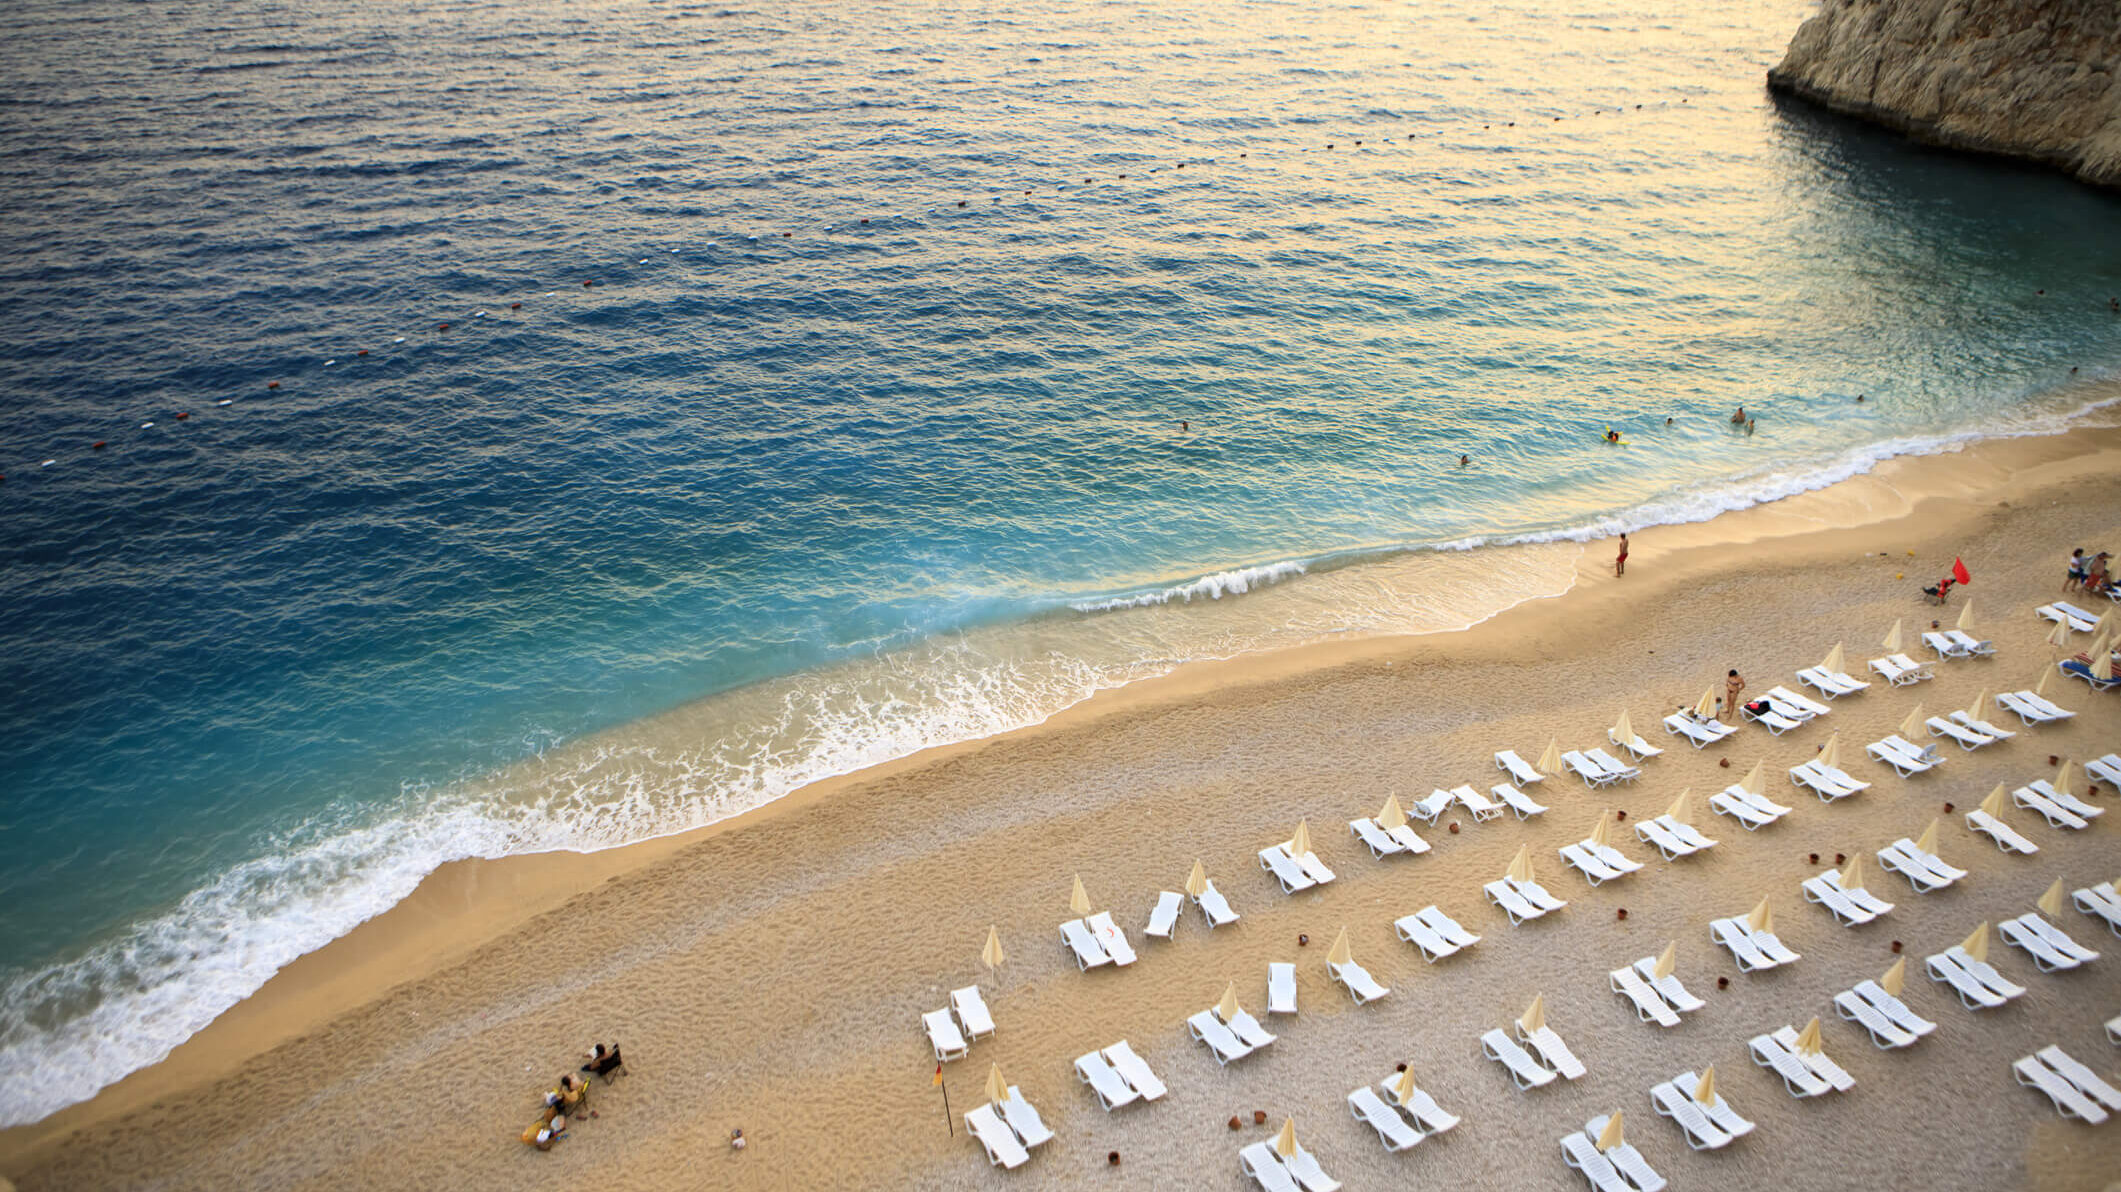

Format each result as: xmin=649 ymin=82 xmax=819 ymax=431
xmin=1802 ymin=870 xmax=1891 ymax=926
xmin=1379 ymin=1072 xmax=1460 ymax=1134
xmin=1709 ymin=917 xmax=1778 ymax=972
xmin=2076 ymin=882 xmax=2121 ymax=936
xmin=1748 ymin=1032 xmax=1834 ymax=1098
xmin=2039 ymin=1046 xmax=2121 ymax=1114
xmin=1634 ymin=957 xmax=1705 ymax=1013
xmin=925 ymin=1008 xmax=970 ymax=1061
xmin=2028 ymin=778 xmax=2102 ymax=819
xmin=1350 ymin=816 xmax=1410 ymax=859
xmin=1563 ymin=750 xmax=1616 ymax=787
xmin=1773 ymin=1025 xmax=1855 ymax=1091
xmin=1663 ymin=816 xmax=1718 ymax=853
xmin=1479 ymin=1028 xmax=1557 ymax=1089
xmin=1944 ymin=629 xmax=1995 ymax=656
xmin=1348 ymin=1086 xmax=1423 ymax=1152
xmin=1517 ymin=1018 xmax=1587 ymax=1080
xmin=2111 ymin=1014 xmax=2121 ymax=1044
xmin=1103 ymin=1040 xmax=1166 ymax=1100
xmin=1869 ymin=654 xmax=1934 ymax=686
xmin=1925 ymin=716 xmax=1994 ymax=751
xmin=1998 ymin=914 xmax=2099 ymax=971
xmin=1267 ymin=961 xmax=1297 ymax=1014
xmin=1672 ymin=1070 xmax=1755 ymax=1140
xmin=1649 ymin=1080 xmax=1734 ymax=1150
xmin=1742 ymin=701 xmax=1805 ymax=735
xmin=2015 ymin=1054 xmax=2111 ymax=1124
xmin=1768 ymin=685 xmax=1832 ymax=719
xmin=1865 ymin=735 xmax=1938 ymax=777
xmin=1451 ymin=784 xmax=1505 ymax=822
xmin=1492 ymin=783 xmax=1548 ymax=821
xmin=1753 ymin=926 xmax=1801 ymax=967
xmin=1496 ymin=749 xmax=1546 ymax=785
xmin=1610 ymin=724 xmax=1666 ymax=762
xmin=1833 ymin=988 xmax=1919 ymax=1049
xmin=1788 ymin=758 xmax=1867 ymax=801
xmin=1996 ymin=691 xmax=2069 ymax=725
xmin=1223 ymin=1005 xmax=1279 ymax=1050
xmin=952 ymin=986 xmax=996 ymax=1040
xmin=1088 ymin=911 xmax=1136 ymax=966
xmin=1329 ymin=959 xmax=1390 ymax=1005
xmin=1061 ymin=918 xmax=1113 ymax=969
xmin=1854 ymin=980 xmax=1936 ymax=1038
xmin=1484 ymin=879 xmax=1543 ymax=925
xmin=1075 ymin=1050 xmax=1140 ymax=1111
xmin=1925 ymin=947 xmax=2024 ymax=1010
xmin=1584 ymin=748 xmax=1642 ymax=783
xmin=1580 ymin=1117 xmax=1665 ymax=1192
xmin=1515 ymin=876 xmax=1569 ymax=914
xmin=1876 ymin=839 xmax=1964 ymax=892
xmin=1635 ymin=816 xmax=1699 ymax=860
xmin=1187 ymin=1010 xmax=1255 ymax=1066
xmin=2011 ymin=785 xmax=2089 ymax=831
xmin=1280 ymin=1140 xmax=1341 ymax=1192
xmin=1561 ymin=843 xmax=1627 ymax=886
xmin=2037 ymin=602 xmax=2101 ymax=633
xmin=1559 ymin=1130 xmax=1632 ymax=1192
xmin=1257 ymin=845 xmax=1317 ymax=895
xmin=1396 ymin=905 xmax=1480 ymax=962
xmin=1407 ymin=789 xmax=1455 ymax=824
xmin=1664 ymin=712 xmax=1737 ymax=748
xmin=966 ymin=1102 xmax=1031 ymax=1168
xmin=1965 ymin=808 xmax=2038 ymax=855
xmin=2086 ymin=753 xmax=2121 ymax=788
xmin=1921 ymin=630 xmax=1969 ymax=659
xmin=1239 ymin=1141 xmax=1302 ymax=1192
xmin=1609 ymin=964 xmax=1681 ymax=1026
xmin=1146 ymin=890 xmax=1183 ymax=939
xmin=2061 ymin=658 xmax=2121 ymax=691
xmin=1795 ymin=665 xmax=1869 ymax=698
xmin=1948 ymin=709 xmax=2015 ymax=741
xmin=997 ymin=1086 xmax=1054 ymax=1149
xmin=1710 ymin=785 xmax=1789 ymax=830
xmin=1196 ymin=879 xmax=1241 ymax=928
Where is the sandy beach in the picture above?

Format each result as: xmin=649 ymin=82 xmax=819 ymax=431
xmin=6 ymin=417 xmax=2121 ymax=1191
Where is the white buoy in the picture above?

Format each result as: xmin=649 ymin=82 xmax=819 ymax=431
xmin=325 ymin=359 xmax=336 ymax=365
xmin=142 ymin=422 xmax=154 ymax=429
xmin=217 ymin=400 xmax=233 ymax=406
xmin=41 ymin=459 xmax=55 ymax=467
xmin=394 ymin=337 xmax=406 ymax=343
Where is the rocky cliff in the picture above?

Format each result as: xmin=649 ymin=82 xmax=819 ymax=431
xmin=1767 ymin=0 xmax=2121 ymax=189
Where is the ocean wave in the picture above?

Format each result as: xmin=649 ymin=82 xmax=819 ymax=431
xmin=1070 ymin=559 xmax=1309 ymax=611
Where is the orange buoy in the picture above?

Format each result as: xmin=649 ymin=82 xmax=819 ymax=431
xmin=175 ymin=412 xmax=189 ymax=420
xmin=93 ymin=441 xmax=106 ymax=449
xmin=956 ymin=200 xmax=966 ymax=207
xmin=510 ymin=303 xmax=520 ymax=310
xmin=437 ymin=323 xmax=449 ymax=331
xmin=268 ymin=381 xmax=280 ymax=389
xmin=357 ymin=349 xmax=369 ymax=355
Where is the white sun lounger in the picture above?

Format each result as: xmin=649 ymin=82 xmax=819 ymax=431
xmin=1768 ymin=685 xmax=1832 ymax=718
xmin=1802 ymin=871 xmax=1890 ymax=926
xmin=1258 ymin=845 xmax=1317 ymax=894
xmin=966 ymin=1102 xmax=1030 ymax=1168
xmin=1636 ymin=816 xmax=1701 ymax=860
xmin=1280 ymin=1140 xmax=1341 ymax=1192
xmin=1610 ymin=725 xmax=1666 ymax=761
xmin=1743 ymin=701 xmax=1805 ymax=735
xmin=1748 ymin=1033 xmax=1834 ymax=1098
xmin=2086 ymin=753 xmax=2121 ymax=787
xmin=1075 ymin=1050 xmax=1140 ymax=1111
xmin=952 ymin=985 xmax=995 ymax=1040
xmin=1996 ymin=691 xmax=2070 ymax=725
xmin=2075 ymin=882 xmax=2121 ymax=936
xmin=2111 ymin=1014 xmax=2121 ymax=1044
xmin=1407 ymin=789 xmax=1455 ymax=823
xmin=1061 ymin=918 xmax=1113 ymax=969
xmin=1480 ymin=1028 xmax=1557 ymax=1089
xmin=1664 ymin=712 xmax=1737 ymax=748
xmin=1710 ymin=785 xmax=1790 ymax=830
xmin=1240 ymin=1141 xmax=1302 ymax=1192
xmin=1650 ymin=1080 xmax=1734 ymax=1150
xmin=1926 ymin=947 xmax=2025 ymax=1009
xmin=997 ymin=1086 xmax=1054 ymax=1149
xmin=1559 ymin=1129 xmax=1632 ymax=1192
xmin=1948 ymin=709 xmax=2015 ymax=741
xmin=1999 ymin=914 xmax=2099 ymax=971
xmin=1633 ymin=957 xmax=1705 ymax=1013
xmin=1561 ymin=843 xmax=1629 ymax=886
xmin=1965 ymin=809 xmax=2039 ymax=855
xmin=1146 ymin=890 xmax=1182 ymax=939
xmin=1224 ymin=1006 xmax=1279 ymax=1050
xmin=1496 ymin=749 xmax=1546 ymax=785
xmin=1876 ymin=839 xmax=1963 ymax=892
xmin=2028 ymin=778 xmax=2103 ymax=819
xmin=1852 ymin=980 xmax=1936 ymax=1038
xmin=1348 ymin=1086 xmax=1423 ymax=1152
xmin=1196 ymin=879 xmax=1241 ymax=927
xmin=1267 ymin=961 xmax=1297 ymax=1014
xmin=1710 ymin=917 xmax=1780 ymax=972
xmin=1490 ymin=782 xmax=1548 ymax=821
xmin=1516 ymin=876 xmax=1569 ymax=914
xmin=1351 ymin=816 xmax=1410 ymax=859
xmin=1382 ymin=817 xmax=1432 ymax=854
xmin=1772 ymin=1025 xmax=1854 ymax=1091
xmin=1870 ymin=654 xmax=1933 ymax=685
xmin=1927 ymin=716 xmax=1996 ymax=751
xmin=2037 ymin=602 xmax=2100 ymax=633
xmin=1609 ymin=964 xmax=1682 ymax=1026
xmin=1485 ymin=879 xmax=1543 ymax=925
xmin=1866 ymin=735 xmax=1940 ymax=776
xmin=1581 ymin=1116 xmax=1665 ymax=1192
xmin=1796 ymin=665 xmax=1870 ymax=697
xmin=1088 ymin=911 xmax=1136 ymax=966
xmin=1188 ymin=1010 xmax=1255 ymax=1066
xmin=1922 ymin=630 xmax=1969 ymax=659
xmin=2012 ymin=785 xmax=2090 ymax=830
xmin=2016 ymin=1054 xmax=2111 ymax=1123
xmin=1834 ymin=988 xmax=1920 ymax=1049
xmin=2038 ymin=1046 xmax=2121 ymax=1114
xmin=1329 ymin=959 xmax=1390 ymax=1005
xmin=1583 ymin=749 xmax=1641 ymax=783
xmin=1563 ymin=750 xmax=1617 ymax=787
xmin=1451 ymin=784 xmax=1505 ymax=821
xmin=925 ymin=1008 xmax=969 ymax=1061
xmin=1396 ymin=905 xmax=1481 ymax=962
xmin=1103 ymin=1040 xmax=1166 ymax=1100
xmin=1673 ymin=1070 xmax=1755 ymax=1140
xmin=1945 ymin=628 xmax=1994 ymax=656
xmin=1517 ymin=1019 xmax=1587 ymax=1080
xmin=1380 ymin=1073 xmax=1460 ymax=1134
xmin=1789 ymin=758 xmax=1868 ymax=801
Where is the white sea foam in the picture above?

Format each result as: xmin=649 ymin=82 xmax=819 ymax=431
xmin=1070 ymin=559 xmax=1309 ymax=611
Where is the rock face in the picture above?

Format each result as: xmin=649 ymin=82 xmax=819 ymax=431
xmin=1767 ymin=0 xmax=2121 ymax=189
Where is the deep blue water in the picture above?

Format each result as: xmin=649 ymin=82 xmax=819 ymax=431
xmin=3 ymin=0 xmax=2120 ymax=1123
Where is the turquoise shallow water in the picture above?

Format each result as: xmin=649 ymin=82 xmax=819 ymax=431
xmin=3 ymin=0 xmax=2120 ymax=1124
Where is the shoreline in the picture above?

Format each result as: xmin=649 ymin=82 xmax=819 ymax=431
xmin=7 ymin=406 xmax=2121 ymax=1184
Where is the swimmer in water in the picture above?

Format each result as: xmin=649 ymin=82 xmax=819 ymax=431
xmin=1180 ymin=420 xmax=1189 ymax=432
xmin=1604 ymin=428 xmax=1620 ymax=443
xmin=1459 ymin=454 xmax=1470 ymax=467
xmin=1730 ymin=405 xmax=1746 ymax=425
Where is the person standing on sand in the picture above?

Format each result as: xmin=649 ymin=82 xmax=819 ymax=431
xmin=1723 ymin=668 xmax=1745 ymax=720
xmin=2066 ymin=548 xmax=2086 ymax=591
xmin=1615 ymin=532 xmax=1629 ymax=577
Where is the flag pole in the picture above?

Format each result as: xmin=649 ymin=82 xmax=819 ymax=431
xmin=936 ymin=1063 xmax=952 ymax=1136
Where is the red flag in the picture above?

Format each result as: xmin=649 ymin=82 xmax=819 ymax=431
xmin=932 ymin=1062 xmax=943 ymax=1087
xmin=1951 ymin=557 xmax=1971 ymax=585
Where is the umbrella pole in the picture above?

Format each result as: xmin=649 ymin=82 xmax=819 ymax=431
xmin=939 ymin=1066 xmax=953 ymax=1136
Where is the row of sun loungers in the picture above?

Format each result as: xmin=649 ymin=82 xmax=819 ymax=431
xmin=1481 ymin=1029 xmax=1563 ymax=1089
xmin=1710 ymin=915 xmax=1800 ymax=971
xmin=2038 ymin=601 xmax=2102 ymax=633
xmin=1061 ymin=912 xmax=1137 ymax=970
xmin=1710 ymin=784 xmax=1791 ymax=830
xmin=1348 ymin=815 xmax=1429 ymax=859
xmin=1789 ymin=758 xmax=1868 ymax=801
xmin=1560 ymin=839 xmax=1642 ymax=886
xmin=2015 ymin=782 xmax=2095 ymax=830
xmin=1074 ymin=1039 xmax=1166 ymax=1112
xmin=1877 ymin=837 xmax=1965 ymax=892
xmin=1966 ymin=805 xmax=2039 ymax=855
xmin=1258 ymin=841 xmax=1336 ymax=895
xmin=924 ymin=985 xmax=997 ymax=1060
xmin=1564 ymin=749 xmax=1642 ymax=786
xmin=1866 ymin=734 xmax=1943 ymax=777
xmin=2076 ymin=882 xmax=2121 ymax=936
xmin=1997 ymin=913 xmax=2100 ymax=972
xmin=1922 ymin=628 xmax=1994 ymax=657
xmin=1651 ymin=1070 xmax=1754 ymax=1150
xmin=1834 ymin=976 xmax=1935 ymax=1049
xmin=1190 ymin=1003 xmax=1278 ymax=1067
xmin=1802 ymin=867 xmax=1895 ymax=926
xmin=1926 ymin=943 xmax=2026 ymax=1010
xmin=1240 ymin=1137 xmax=1339 ymax=1192
xmin=1394 ymin=905 xmax=1482 ymax=962
xmin=1748 ymin=1026 xmax=1855 ymax=1098
xmin=1608 ymin=960 xmax=1701 ymax=1028
xmin=1348 ymin=1078 xmax=1459 ymax=1153
xmin=1663 ymin=713 xmax=1736 ymax=749
xmin=1869 ymin=653 xmax=1934 ymax=686
xmin=2017 ymin=1046 xmax=2121 ymax=1124
xmin=1996 ymin=689 xmax=2074 ymax=724
xmin=1485 ymin=875 xmax=1568 ymax=925
xmin=1634 ymin=814 xmax=1716 ymax=859
xmin=1796 ymin=664 xmax=1869 ymax=698
xmin=1564 ymin=1116 xmax=1665 ymax=1192
xmin=966 ymin=1084 xmax=1054 ymax=1168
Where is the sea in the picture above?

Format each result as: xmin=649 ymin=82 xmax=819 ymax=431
xmin=3 ymin=0 xmax=2119 ymax=1126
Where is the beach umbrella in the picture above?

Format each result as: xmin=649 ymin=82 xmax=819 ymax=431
xmin=1817 ymin=732 xmax=1842 ymax=769
xmin=2092 ymin=629 xmax=2115 ymax=660
xmin=1538 ymin=737 xmax=1565 ymax=776
xmin=1822 ymin=642 xmax=1847 ymax=674
xmin=1613 ymin=710 xmax=1635 ymax=744
xmin=2095 ymin=652 xmax=2116 ymax=682
xmin=1218 ymin=981 xmax=1241 ymax=1023
xmin=1595 ymin=1112 xmax=1625 ymax=1153
xmin=1961 ymin=922 xmax=1990 ymax=963
xmin=1957 ymin=601 xmax=1978 ymax=632
xmin=1666 ymin=788 xmax=1694 ymax=823
xmin=2034 ymin=668 xmax=2056 ymax=698
xmin=1653 ymin=940 xmax=1677 ymax=980
xmin=985 ymin=1062 xmax=1010 ymax=1106
xmin=1898 ymin=704 xmax=1926 ymax=741
xmin=1882 ymin=619 xmax=1904 ymax=652
xmin=1693 ymin=1064 xmax=1718 ymax=1106
xmin=1588 ymin=809 xmax=1613 ymax=848
xmin=1745 ymin=897 xmax=1772 ymax=933
xmin=1978 ymin=784 xmax=2007 ymax=819
xmin=1880 ymin=957 xmax=1907 ymax=997
xmin=1794 ymin=1017 xmax=1824 ymax=1056
xmin=2056 ymin=761 xmax=2080 ymax=798
xmin=981 ymin=926 xmax=1005 ymax=970
xmin=2047 ymin=620 xmax=2073 ymax=649
xmin=1391 ymin=1065 xmax=1417 ymax=1105
xmin=1693 ymin=687 xmax=1718 ymax=719
xmin=1965 ymin=690 xmax=1990 ymax=722
xmin=1505 ymin=843 xmax=1534 ymax=884
xmin=1914 ymin=818 xmax=1940 ymax=855
xmin=1288 ymin=818 xmax=1313 ymax=859
xmin=1838 ymin=852 xmax=1865 ymax=890
xmin=2038 ymin=878 xmax=2065 ymax=919
xmin=1274 ymin=1118 xmax=1298 ymax=1159
xmin=1739 ymin=760 xmax=1764 ymax=794
xmin=1378 ymin=795 xmax=1408 ymax=832
xmin=2099 ymin=608 xmax=2118 ymax=638
xmin=1069 ymin=874 xmax=1092 ymax=917
xmin=1326 ymin=926 xmax=1353 ymax=968
xmin=1184 ymin=859 xmax=1207 ymax=899
xmin=1520 ymin=994 xmax=1547 ymax=1034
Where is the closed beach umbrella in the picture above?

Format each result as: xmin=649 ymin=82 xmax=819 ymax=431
xmin=1653 ymin=940 xmax=1677 ymax=980
xmin=1588 ymin=809 xmax=1612 ymax=848
xmin=2098 ymin=608 xmax=2118 ymax=638
xmin=1739 ymin=760 xmax=1764 ymax=794
xmin=1666 ymin=788 xmax=1694 ymax=823
xmin=1966 ymin=690 xmax=1990 ymax=722
xmin=1745 ymin=897 xmax=1771 ymax=933
xmin=1898 ymin=704 xmax=1926 ymax=741
xmin=1817 ymin=731 xmax=1842 ymax=769
xmin=985 ymin=1062 xmax=1010 ymax=1106
xmin=2091 ymin=630 xmax=2114 ymax=661
xmin=1274 ymin=1118 xmax=1298 ymax=1159
xmin=2095 ymin=652 xmax=2116 ymax=682
xmin=1693 ymin=1064 xmax=1718 ymax=1106
xmin=2037 ymin=878 xmax=2065 ymax=919
xmin=1957 ymin=601 xmax=1978 ymax=632
xmin=1693 ymin=687 xmax=1719 ymax=719
xmin=1882 ymin=619 xmax=1903 ymax=652
xmin=1538 ymin=737 xmax=1565 ymax=776
xmin=2046 ymin=620 xmax=2072 ymax=649
xmin=1822 ymin=642 xmax=1847 ymax=674
xmin=1505 ymin=843 xmax=1534 ymax=884
xmin=1520 ymin=993 xmax=1547 ymax=1034
xmin=2055 ymin=761 xmax=2080 ymax=798
xmin=1914 ymin=818 xmax=1940 ymax=855
xmin=2034 ymin=668 xmax=2055 ymax=698
xmin=1288 ymin=818 xmax=1313 ymax=859
xmin=1378 ymin=795 xmax=1408 ymax=832
xmin=1880 ymin=957 xmax=1907 ymax=997
xmin=1961 ymin=922 xmax=1990 ymax=963
xmin=1218 ymin=981 xmax=1241 ymax=1023
xmin=1794 ymin=1017 xmax=1824 ymax=1056
xmin=1184 ymin=859 xmax=1208 ymax=899
xmin=1595 ymin=1111 xmax=1626 ymax=1153
xmin=1978 ymin=784 xmax=2007 ymax=819
xmin=1838 ymin=852 xmax=1865 ymax=891
xmin=1391 ymin=1065 xmax=1418 ymax=1105
xmin=1613 ymin=710 xmax=1635 ymax=744
xmin=1069 ymin=874 xmax=1092 ymax=917
xmin=981 ymin=926 xmax=1005 ymax=970
xmin=1326 ymin=926 xmax=1353 ymax=968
